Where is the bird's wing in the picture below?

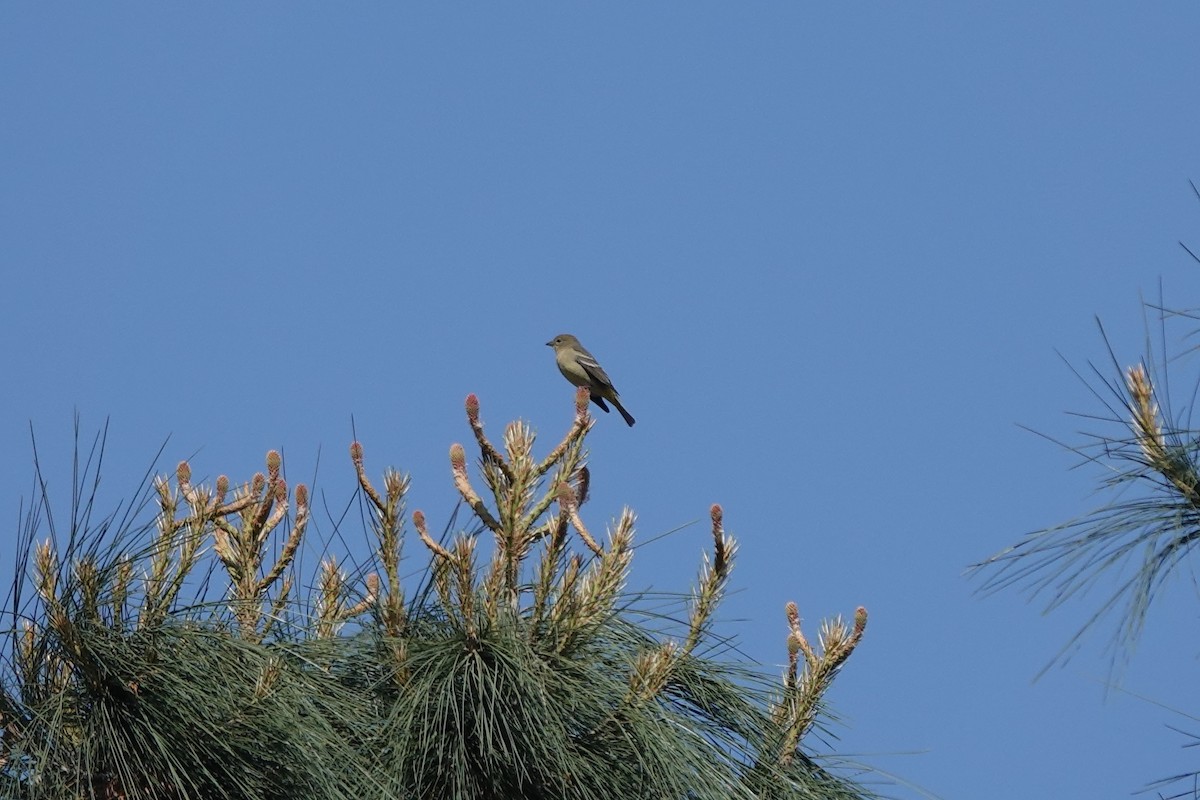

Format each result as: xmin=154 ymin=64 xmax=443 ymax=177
xmin=577 ymin=351 xmax=616 ymax=391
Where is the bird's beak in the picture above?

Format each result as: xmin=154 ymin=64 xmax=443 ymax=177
xmin=545 ymin=340 xmax=553 ymax=347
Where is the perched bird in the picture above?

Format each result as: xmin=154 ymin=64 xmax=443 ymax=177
xmin=546 ymin=333 xmax=636 ymax=426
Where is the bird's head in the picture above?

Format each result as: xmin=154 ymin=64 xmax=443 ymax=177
xmin=546 ymin=334 xmax=579 ymax=350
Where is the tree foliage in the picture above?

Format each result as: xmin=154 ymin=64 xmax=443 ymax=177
xmin=973 ymin=250 xmax=1200 ymax=796
xmin=1 ymin=389 xmax=870 ymax=800
xmin=973 ymin=305 xmax=1200 ymax=675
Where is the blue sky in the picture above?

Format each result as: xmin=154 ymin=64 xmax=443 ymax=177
xmin=5 ymin=5 xmax=1200 ymax=798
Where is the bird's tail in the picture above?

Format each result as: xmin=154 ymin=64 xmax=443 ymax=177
xmin=613 ymin=398 xmax=636 ymax=427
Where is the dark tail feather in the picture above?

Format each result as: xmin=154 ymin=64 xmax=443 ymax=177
xmin=613 ymin=398 xmax=636 ymax=427
xmin=591 ymin=395 xmax=611 ymax=412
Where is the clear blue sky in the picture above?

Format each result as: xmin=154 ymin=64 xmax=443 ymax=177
xmin=5 ymin=5 xmax=1200 ymax=798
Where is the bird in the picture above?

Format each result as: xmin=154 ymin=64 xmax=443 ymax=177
xmin=546 ymin=333 xmax=636 ymax=426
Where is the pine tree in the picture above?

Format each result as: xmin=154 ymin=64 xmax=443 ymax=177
xmin=973 ymin=274 xmax=1200 ymax=797
xmin=2 ymin=390 xmax=871 ymax=800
